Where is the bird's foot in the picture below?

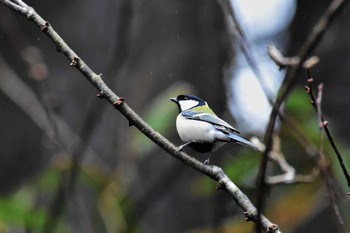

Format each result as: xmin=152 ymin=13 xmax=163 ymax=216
xmin=203 ymin=159 xmax=210 ymax=165
xmin=177 ymin=145 xmax=185 ymax=151
xmin=177 ymin=141 xmax=192 ymax=151
xmin=203 ymin=154 xmax=212 ymax=165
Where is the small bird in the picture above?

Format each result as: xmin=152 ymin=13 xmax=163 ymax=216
xmin=171 ymin=94 xmax=260 ymax=164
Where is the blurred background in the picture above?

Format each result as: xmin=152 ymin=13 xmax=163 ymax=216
xmin=0 ymin=0 xmax=350 ymax=232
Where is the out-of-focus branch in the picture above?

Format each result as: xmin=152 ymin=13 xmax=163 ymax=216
xmin=261 ymin=0 xmax=349 ymax=191
xmin=218 ymin=0 xmax=276 ymax=103
xmin=0 ymin=56 xmax=98 ymax=159
xmin=0 ymin=0 xmax=281 ymax=232
xmin=257 ymin=0 xmax=349 ymax=231
xmin=304 ymin=63 xmax=349 ymax=233
xmin=265 ymin=134 xmax=320 ymax=185
xmin=252 ymin=136 xmax=320 ymax=185
xmin=267 ymin=43 xmax=300 ymax=69
xmin=1 ymin=12 xmax=107 ymax=231
xmin=219 ymin=0 xmax=320 ymax=188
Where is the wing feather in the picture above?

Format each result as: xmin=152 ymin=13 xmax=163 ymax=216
xmin=181 ymin=111 xmax=240 ymax=134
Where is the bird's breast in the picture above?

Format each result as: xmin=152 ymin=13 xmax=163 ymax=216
xmin=176 ymin=114 xmax=216 ymax=143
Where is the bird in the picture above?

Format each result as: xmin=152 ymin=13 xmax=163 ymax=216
xmin=170 ymin=94 xmax=260 ymax=164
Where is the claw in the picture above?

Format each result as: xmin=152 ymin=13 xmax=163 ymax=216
xmin=177 ymin=145 xmax=185 ymax=151
xmin=178 ymin=141 xmax=192 ymax=151
xmin=204 ymin=153 xmax=212 ymax=165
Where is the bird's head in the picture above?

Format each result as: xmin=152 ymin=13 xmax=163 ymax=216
xmin=170 ymin=94 xmax=207 ymax=112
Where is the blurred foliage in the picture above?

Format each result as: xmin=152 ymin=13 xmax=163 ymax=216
xmin=187 ymin=87 xmax=350 ymax=232
xmin=284 ymin=88 xmax=320 ymax=141
xmin=189 ymin=182 xmax=322 ymax=233
xmin=191 ymin=151 xmax=259 ymax=197
xmin=1 ymin=0 xmax=350 ymax=232
xmin=0 ymin=157 xmax=133 ymax=233
xmin=0 ymin=168 xmax=65 ymax=233
xmin=286 ymin=88 xmax=350 ymax=170
xmin=0 ymin=77 xmax=349 ymax=233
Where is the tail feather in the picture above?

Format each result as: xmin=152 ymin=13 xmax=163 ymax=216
xmin=228 ymin=133 xmax=261 ymax=152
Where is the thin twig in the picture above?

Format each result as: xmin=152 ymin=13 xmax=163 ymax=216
xmin=216 ymin=2 xmax=305 ymax=229
xmin=267 ymin=43 xmax=300 ymax=69
xmin=218 ymin=0 xmax=276 ymax=103
xmin=218 ymin=0 xmax=321 ymax=190
xmin=316 ymin=83 xmax=325 ymax=150
xmin=305 ymin=68 xmax=349 ymax=233
xmin=323 ymin=167 xmax=349 ymax=233
xmin=265 ymin=134 xmax=319 ymax=185
xmin=2 ymin=0 xmax=25 ymax=12
xmin=0 ymin=1 xmax=281 ymax=232
xmin=304 ymin=70 xmax=350 ymax=188
xmin=218 ymin=1 xmax=332 ymax=201
xmin=0 ymin=56 xmax=98 ymax=157
xmin=257 ymin=0 xmax=348 ymax=231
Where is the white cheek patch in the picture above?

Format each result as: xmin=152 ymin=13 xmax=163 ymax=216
xmin=178 ymin=100 xmax=199 ymax=111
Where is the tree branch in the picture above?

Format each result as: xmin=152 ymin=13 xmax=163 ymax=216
xmin=304 ymin=61 xmax=350 ymax=188
xmin=257 ymin=0 xmax=349 ymax=231
xmin=304 ymin=67 xmax=349 ymax=233
xmin=267 ymin=43 xmax=300 ymax=69
xmin=0 ymin=0 xmax=281 ymax=232
xmin=218 ymin=0 xmax=321 ymax=192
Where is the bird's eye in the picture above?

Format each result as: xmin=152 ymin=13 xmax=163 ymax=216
xmin=178 ymin=95 xmax=188 ymax=101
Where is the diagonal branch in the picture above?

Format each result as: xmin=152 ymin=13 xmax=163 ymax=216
xmin=0 ymin=0 xmax=281 ymax=232
xmin=218 ymin=0 xmax=321 ymax=192
xmin=267 ymin=43 xmax=300 ymax=69
xmin=256 ymin=0 xmax=349 ymax=231
xmin=218 ymin=0 xmax=276 ymax=103
xmin=305 ymin=68 xmax=349 ymax=233
xmin=304 ymin=62 xmax=350 ymax=188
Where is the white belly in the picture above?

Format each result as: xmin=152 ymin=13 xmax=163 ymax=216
xmin=176 ymin=114 xmax=216 ymax=143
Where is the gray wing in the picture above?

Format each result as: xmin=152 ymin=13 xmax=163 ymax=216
xmin=182 ymin=111 xmax=240 ymax=134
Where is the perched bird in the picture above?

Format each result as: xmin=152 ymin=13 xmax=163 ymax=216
xmin=171 ymin=94 xmax=260 ymax=163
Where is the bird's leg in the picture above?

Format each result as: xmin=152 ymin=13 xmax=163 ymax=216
xmin=204 ymin=153 xmax=212 ymax=165
xmin=177 ymin=141 xmax=193 ymax=151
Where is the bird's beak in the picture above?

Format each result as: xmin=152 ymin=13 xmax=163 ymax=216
xmin=170 ymin=97 xmax=178 ymax=103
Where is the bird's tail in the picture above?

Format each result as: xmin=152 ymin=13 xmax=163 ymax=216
xmin=228 ymin=133 xmax=261 ymax=152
